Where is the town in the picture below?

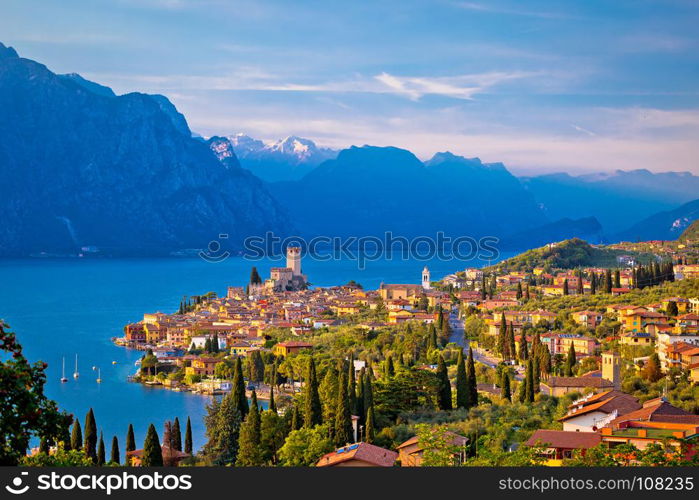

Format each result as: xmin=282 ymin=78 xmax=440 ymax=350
xmin=107 ymin=232 xmax=699 ymax=467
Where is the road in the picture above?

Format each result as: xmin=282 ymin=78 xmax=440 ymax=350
xmin=448 ymin=311 xmax=523 ymax=380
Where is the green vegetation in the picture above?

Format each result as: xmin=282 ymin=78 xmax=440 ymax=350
xmin=488 ymin=238 xmax=650 ymax=273
xmin=679 ymin=219 xmax=699 ymax=242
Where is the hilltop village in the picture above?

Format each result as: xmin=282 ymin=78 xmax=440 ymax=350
xmin=115 ymin=236 xmax=699 ymax=467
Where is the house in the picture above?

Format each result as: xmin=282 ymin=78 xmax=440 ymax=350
xmin=525 ymin=430 xmax=602 ymax=466
xmin=185 ymin=357 xmax=219 ymax=378
xmin=620 ymin=331 xmax=653 ymax=346
xmin=316 ymin=442 xmax=398 ymax=467
xmin=396 ymin=431 xmax=468 ymax=466
xmin=229 ymin=341 xmax=253 ymax=356
xmin=272 ymin=341 xmax=313 ymax=357
xmin=571 ymin=310 xmax=603 ymax=329
xmin=601 ymin=398 xmax=699 ymax=455
xmin=558 ymin=390 xmax=641 ymax=432
xmin=127 ymin=445 xmax=190 ymax=466
xmin=540 ymin=375 xmax=614 ymax=397
xmin=378 ymin=284 xmax=423 ymax=301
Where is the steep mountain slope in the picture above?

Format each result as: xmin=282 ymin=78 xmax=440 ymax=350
xmin=497 ymin=216 xmax=604 ymax=251
xmin=615 ymin=199 xmax=699 ymax=242
xmin=0 ymin=42 xmax=289 ymax=256
xmin=270 ymin=147 xmax=547 ymax=240
xmin=679 ymin=219 xmax=699 ymax=242
xmin=229 ymin=134 xmax=337 ymax=182
xmin=522 ymin=170 xmax=699 ymax=234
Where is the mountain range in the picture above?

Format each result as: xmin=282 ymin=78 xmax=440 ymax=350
xmin=0 ymin=42 xmax=289 ymax=257
xmin=1 ymin=41 xmax=698 ymax=257
xmin=228 ymin=134 xmax=337 ymax=182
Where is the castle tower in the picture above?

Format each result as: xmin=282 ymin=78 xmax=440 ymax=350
xmin=287 ymin=246 xmax=302 ymax=276
xmin=602 ymin=352 xmax=620 ymax=390
xmin=422 ymin=266 xmax=431 ymax=290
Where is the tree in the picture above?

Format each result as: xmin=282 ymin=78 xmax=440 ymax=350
xmin=142 ymin=423 xmax=163 ymax=466
xmin=268 ymin=385 xmax=277 ymax=413
xmin=428 ymin=324 xmax=438 ymax=350
xmin=250 ymin=266 xmax=262 ymax=285
xmin=642 ymin=353 xmax=663 ymax=382
xmin=126 ymin=423 xmax=136 ymax=455
xmin=384 ymin=355 xmax=395 ymax=379
xmin=204 ymin=395 xmax=242 ymax=465
xmin=0 ymin=322 xmax=72 ymax=465
xmin=516 ymin=282 xmax=523 ymax=300
xmin=565 ymin=344 xmax=577 ymax=377
xmin=605 ymin=269 xmax=613 ymax=294
xmin=110 ymin=436 xmax=120 ymax=465
xmin=455 ymin=350 xmax=468 ymax=408
xmin=590 ymin=274 xmax=596 ymax=295
xmin=563 ymin=279 xmax=569 ymax=296
xmin=500 ymin=371 xmax=511 ymax=401
xmin=576 ymin=272 xmax=584 ymax=295
xmin=249 ymin=350 xmax=265 ymax=383
xmin=334 ymin=371 xmax=353 ymax=447
xmin=364 ymin=405 xmax=376 ymax=444
xmin=260 ymin=410 xmax=287 ymax=465
xmin=184 ymin=417 xmax=193 ymax=455
xmin=497 ymin=313 xmax=507 ymax=357
xmin=507 ymin=323 xmax=516 ymax=362
xmin=525 ymin=359 xmax=535 ymax=403
xmin=83 ymin=408 xmax=98 ymax=463
xmin=70 ymin=419 xmax=83 ymax=452
xmin=518 ymin=333 xmax=528 ymax=363
xmin=97 ymin=432 xmax=106 ymax=466
xmin=231 ymin=357 xmax=249 ymax=419
xmin=436 ymin=354 xmax=452 ymax=410
xmin=304 ymin=357 xmax=323 ymax=428
xmin=236 ymin=391 xmax=263 ymax=466
xmin=172 ymin=417 xmax=182 ymax=451
xmin=666 ymin=301 xmax=679 ymax=317
xmin=614 ymin=269 xmax=621 ymax=289
xmin=347 ymin=356 xmax=357 ymax=415
xmin=278 ymin=425 xmax=334 ymax=467
xmin=467 ymin=347 xmax=478 ymax=407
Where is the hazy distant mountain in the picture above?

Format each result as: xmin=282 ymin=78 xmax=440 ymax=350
xmin=521 ymin=169 xmax=699 ymax=234
xmin=270 ymin=147 xmax=547 ymax=241
xmin=0 ymin=42 xmax=290 ymax=256
xmin=498 ymin=216 xmax=604 ymax=251
xmin=615 ymin=199 xmax=699 ymax=242
xmin=229 ymin=133 xmax=338 ymax=182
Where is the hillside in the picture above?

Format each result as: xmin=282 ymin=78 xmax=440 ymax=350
xmin=679 ymin=219 xmax=699 ymax=242
xmin=487 ymin=238 xmax=648 ymax=273
xmin=0 ymin=42 xmax=290 ymax=256
xmin=615 ymin=198 xmax=699 ymax=242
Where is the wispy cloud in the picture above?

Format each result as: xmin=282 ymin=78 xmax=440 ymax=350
xmin=453 ymin=1 xmax=573 ymax=19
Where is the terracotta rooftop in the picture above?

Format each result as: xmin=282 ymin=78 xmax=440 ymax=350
xmin=610 ymin=398 xmax=699 ymax=427
xmin=543 ymin=376 xmax=614 ymax=389
xmin=317 ymin=442 xmax=398 ymax=467
xmin=525 ymin=430 xmax=601 ymax=449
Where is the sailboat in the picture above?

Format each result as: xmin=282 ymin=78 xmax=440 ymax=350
xmin=73 ymin=354 xmax=79 ymax=379
xmin=60 ymin=357 xmax=68 ymax=383
xmin=96 ymin=368 xmax=102 ymax=384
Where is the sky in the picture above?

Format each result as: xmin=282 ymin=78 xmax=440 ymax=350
xmin=2 ymin=0 xmax=699 ymax=175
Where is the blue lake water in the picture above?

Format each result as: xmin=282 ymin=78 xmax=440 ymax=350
xmin=0 ymin=253 xmax=504 ymax=452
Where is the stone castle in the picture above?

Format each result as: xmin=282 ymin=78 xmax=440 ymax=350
xmin=249 ymin=246 xmax=308 ymax=295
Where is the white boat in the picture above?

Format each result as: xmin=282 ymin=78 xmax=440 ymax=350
xmin=96 ymin=368 xmax=102 ymax=383
xmin=73 ymin=354 xmax=79 ymax=379
xmin=60 ymin=357 xmax=68 ymax=383
xmin=134 ymin=359 xmax=142 ymax=366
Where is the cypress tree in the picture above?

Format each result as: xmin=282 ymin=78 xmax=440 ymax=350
xmin=525 ymin=284 xmax=530 ymax=301
xmin=518 ymin=377 xmax=527 ymax=403
xmin=347 ymin=355 xmax=357 ymax=415
xmin=110 ymin=436 xmax=120 ymax=465
xmin=231 ymin=357 xmax=249 ymax=419
xmin=384 ymin=355 xmax=395 ymax=379
xmin=532 ymin=356 xmax=540 ymax=394
xmin=498 ymin=313 xmax=507 ymax=357
xmin=268 ymin=385 xmax=276 ymax=413
xmin=356 ymin=368 xmax=365 ymax=426
xmin=84 ymin=408 xmax=97 ymax=463
xmin=455 ymin=350 xmax=468 ymax=408
xmin=605 ymin=269 xmax=612 ymax=293
xmin=365 ymin=405 xmax=376 ymax=444
xmin=525 ymin=359 xmax=535 ymax=403
xmin=236 ymin=391 xmax=263 ymax=466
xmin=172 ymin=417 xmax=182 ymax=451
xmin=577 ymin=271 xmax=584 ymax=295
xmin=501 ymin=371 xmax=511 ymax=401
xmin=436 ymin=354 xmax=452 ymax=410
xmin=467 ymin=347 xmax=478 ymax=407
xmin=97 ymin=432 xmax=106 ymax=466
xmin=126 ymin=423 xmax=136 ymax=454
xmin=184 ymin=417 xmax=193 ymax=455
xmin=71 ymin=418 xmax=83 ymax=451
xmin=428 ymin=324 xmax=438 ymax=350
xmin=142 ymin=424 xmax=163 ymax=466
xmin=590 ymin=274 xmax=596 ymax=295
xmin=250 ymin=266 xmax=262 ymax=284
xmin=563 ymin=279 xmax=569 ymax=295
xmin=290 ymin=405 xmax=301 ymax=431
xmin=516 ymin=282 xmax=523 ymax=299
xmin=304 ymin=357 xmax=323 ymax=427
xmin=565 ymin=344 xmax=577 ymax=377
xmin=334 ymin=371 xmax=353 ymax=447
xmin=519 ymin=333 xmax=528 ymax=363
xmin=507 ymin=322 xmax=516 ymax=362
xmin=363 ymin=372 xmax=373 ymax=418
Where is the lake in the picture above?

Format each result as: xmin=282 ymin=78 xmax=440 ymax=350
xmin=0 ymin=253 xmax=505 ymax=452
